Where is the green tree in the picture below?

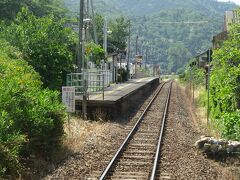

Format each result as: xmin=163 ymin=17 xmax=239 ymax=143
xmin=89 ymin=13 xmax=104 ymax=47
xmin=1 ymin=8 xmax=75 ymax=90
xmin=85 ymin=42 xmax=105 ymax=65
xmin=0 ymin=0 xmax=66 ymax=22
xmin=89 ymin=14 xmax=129 ymax=53
xmin=108 ymin=16 xmax=129 ymax=52
xmin=167 ymin=43 xmax=191 ymax=72
xmin=210 ymin=22 xmax=240 ymax=140
xmin=0 ymin=39 xmax=66 ymax=177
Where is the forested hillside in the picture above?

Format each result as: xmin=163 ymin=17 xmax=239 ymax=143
xmin=65 ymin=0 xmax=236 ymax=16
xmin=64 ymin=0 xmax=237 ymax=73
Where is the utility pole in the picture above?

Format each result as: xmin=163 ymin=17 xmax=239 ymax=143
xmin=150 ymin=46 xmax=155 ymax=77
xmin=135 ymin=35 xmax=139 ymax=56
xmin=78 ymin=0 xmax=84 ymax=72
xmin=152 ymin=62 xmax=154 ymax=76
xmin=90 ymin=0 xmax=98 ymax=44
xmin=145 ymin=48 xmax=148 ymax=71
xmin=141 ymin=43 xmax=144 ymax=56
xmin=190 ymin=67 xmax=193 ymax=101
xmin=79 ymin=0 xmax=87 ymax=120
xmin=193 ymin=70 xmax=195 ymax=103
xmin=127 ymin=20 xmax=131 ymax=77
xmin=86 ymin=0 xmax=90 ymax=18
xmin=207 ymin=49 xmax=211 ymax=125
xmin=103 ymin=17 xmax=108 ymax=57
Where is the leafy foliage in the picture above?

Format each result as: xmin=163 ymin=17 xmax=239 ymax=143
xmin=0 ymin=39 xmax=66 ymax=177
xmin=108 ymin=17 xmax=129 ymax=52
xmin=167 ymin=42 xmax=191 ymax=72
xmin=65 ymin=0 xmax=236 ymax=17
xmin=192 ymin=67 xmax=205 ymax=87
xmin=208 ymin=22 xmax=240 ymax=140
xmin=181 ymin=19 xmax=240 ymax=141
xmin=130 ymin=8 xmax=223 ymax=73
xmin=0 ymin=110 xmax=25 ymax=177
xmin=89 ymin=14 xmax=129 ymax=53
xmin=211 ymin=25 xmax=240 ymax=113
xmin=85 ymin=42 xmax=105 ymax=65
xmin=221 ymin=111 xmax=240 ymax=140
xmin=1 ymin=8 xmax=75 ymax=90
xmin=0 ymin=0 xmax=66 ymax=22
xmin=179 ymin=63 xmax=205 ymax=87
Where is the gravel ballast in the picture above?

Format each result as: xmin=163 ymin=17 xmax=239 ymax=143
xmin=44 ymin=81 xmax=240 ymax=179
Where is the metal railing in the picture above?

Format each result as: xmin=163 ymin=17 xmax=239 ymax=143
xmin=67 ymin=70 xmax=113 ymax=97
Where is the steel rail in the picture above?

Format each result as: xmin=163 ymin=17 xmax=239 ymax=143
xmin=99 ymin=82 xmax=167 ymax=180
xmin=150 ymin=81 xmax=172 ymax=180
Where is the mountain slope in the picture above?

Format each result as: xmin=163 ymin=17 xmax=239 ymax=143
xmin=94 ymin=0 xmax=236 ymax=17
xmin=65 ymin=0 xmax=236 ymax=17
xmin=64 ymin=0 xmax=238 ymax=73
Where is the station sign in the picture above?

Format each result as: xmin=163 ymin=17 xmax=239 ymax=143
xmin=62 ymin=86 xmax=75 ymax=113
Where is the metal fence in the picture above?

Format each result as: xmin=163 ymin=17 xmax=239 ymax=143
xmin=67 ymin=70 xmax=113 ymax=97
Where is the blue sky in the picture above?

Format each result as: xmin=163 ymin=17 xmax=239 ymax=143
xmin=218 ymin=0 xmax=240 ymax=5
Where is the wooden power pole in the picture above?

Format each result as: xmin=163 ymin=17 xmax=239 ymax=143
xmin=127 ymin=20 xmax=131 ymax=76
xmin=78 ymin=0 xmax=84 ymax=72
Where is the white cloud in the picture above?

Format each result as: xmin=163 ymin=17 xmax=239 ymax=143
xmin=218 ymin=0 xmax=240 ymax=5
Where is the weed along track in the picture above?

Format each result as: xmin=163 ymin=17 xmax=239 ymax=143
xmin=98 ymin=81 xmax=172 ymax=180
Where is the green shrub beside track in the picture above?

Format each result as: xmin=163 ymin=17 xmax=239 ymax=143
xmin=210 ymin=23 xmax=240 ymax=141
xmin=181 ymin=22 xmax=240 ymax=141
xmin=0 ymin=40 xmax=65 ymax=177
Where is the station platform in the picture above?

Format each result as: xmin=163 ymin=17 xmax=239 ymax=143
xmin=76 ymin=77 xmax=160 ymax=120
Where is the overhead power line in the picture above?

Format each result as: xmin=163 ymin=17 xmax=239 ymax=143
xmin=158 ymin=21 xmax=209 ymax=24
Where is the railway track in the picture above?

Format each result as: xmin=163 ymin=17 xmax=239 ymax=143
xmin=99 ymin=80 xmax=173 ymax=180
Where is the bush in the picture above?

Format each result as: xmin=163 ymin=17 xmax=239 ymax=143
xmin=1 ymin=8 xmax=75 ymax=90
xmin=197 ymin=90 xmax=207 ymax=107
xmin=220 ymin=111 xmax=240 ymax=140
xmin=209 ymin=22 xmax=240 ymax=140
xmin=0 ymin=40 xmax=66 ymax=177
xmin=117 ymin=68 xmax=128 ymax=82
xmin=0 ymin=111 xmax=25 ymax=177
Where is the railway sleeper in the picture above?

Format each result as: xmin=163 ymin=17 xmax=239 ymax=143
xmin=128 ymin=139 xmax=157 ymax=144
xmin=107 ymin=174 xmax=149 ymax=180
xmin=121 ymin=155 xmax=153 ymax=160
xmin=123 ymin=150 xmax=155 ymax=155
xmin=115 ymin=161 xmax=153 ymax=169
